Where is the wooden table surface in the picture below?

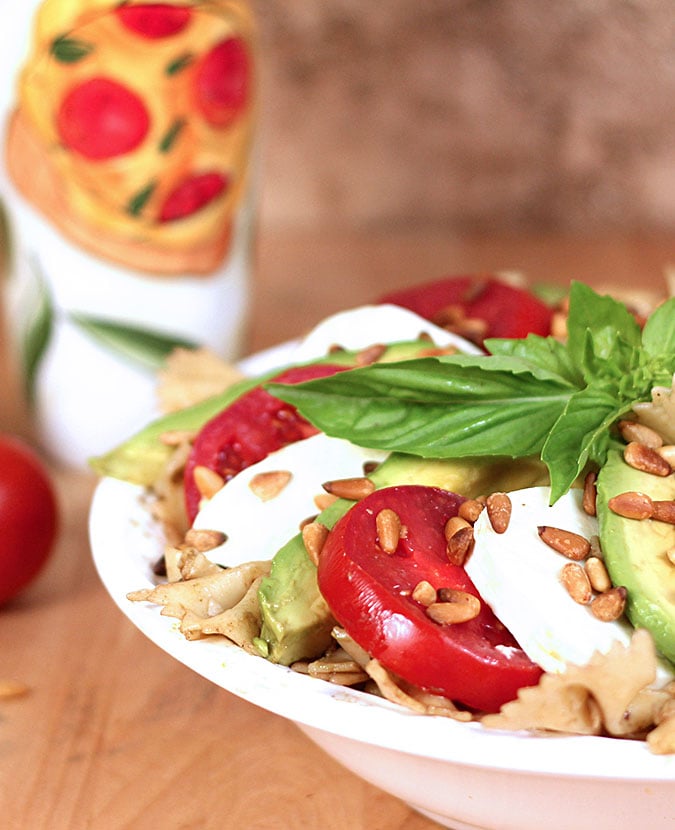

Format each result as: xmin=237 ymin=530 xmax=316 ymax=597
xmin=0 ymin=229 xmax=673 ymax=830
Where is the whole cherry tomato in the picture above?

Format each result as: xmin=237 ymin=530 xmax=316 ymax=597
xmin=318 ymin=485 xmax=542 ymax=712
xmin=0 ymin=436 xmax=58 ymax=606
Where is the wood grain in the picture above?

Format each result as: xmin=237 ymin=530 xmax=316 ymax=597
xmin=1 ymin=230 xmax=673 ymax=829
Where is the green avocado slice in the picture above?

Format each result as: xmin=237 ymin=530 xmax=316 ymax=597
xmin=597 ymin=449 xmax=675 ymax=665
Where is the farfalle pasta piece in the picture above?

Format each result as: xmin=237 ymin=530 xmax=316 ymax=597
xmin=633 ymin=376 xmax=675 ymax=444
xmin=482 ymin=630 xmax=663 ymax=738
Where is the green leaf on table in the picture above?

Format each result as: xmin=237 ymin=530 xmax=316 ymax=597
xmin=69 ymin=313 xmax=198 ymax=370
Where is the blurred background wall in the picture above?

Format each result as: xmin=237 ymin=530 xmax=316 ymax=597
xmin=251 ymin=0 xmax=675 ymax=234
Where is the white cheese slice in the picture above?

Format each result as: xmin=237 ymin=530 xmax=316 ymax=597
xmin=466 ymin=486 xmax=672 ymax=681
xmin=288 ymin=304 xmax=482 ymax=363
xmin=192 ymin=433 xmax=388 ymax=567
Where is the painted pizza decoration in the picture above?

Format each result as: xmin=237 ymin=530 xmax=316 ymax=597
xmin=6 ymin=1 xmax=255 ymax=275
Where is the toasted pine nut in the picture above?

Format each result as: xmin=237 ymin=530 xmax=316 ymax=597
xmin=582 ymin=471 xmax=597 ymax=516
xmin=249 ymin=470 xmax=292 ymax=501
xmin=302 ymin=521 xmax=329 ymax=566
xmin=608 ymin=491 xmax=654 ymax=520
xmin=589 ymin=534 xmax=604 ymax=560
xmin=376 ymin=508 xmax=402 ymax=554
xmin=538 ymin=526 xmax=591 ymax=561
xmin=412 ymin=580 xmax=437 ymax=606
xmin=486 ymin=492 xmax=512 ymax=534
xmin=560 ymin=562 xmax=593 ymax=604
xmin=322 ymin=476 xmax=375 ymax=501
xmin=585 ymin=556 xmax=612 ymax=593
xmin=458 ymin=499 xmax=485 ymax=523
xmin=183 ymin=528 xmax=227 ymax=552
xmin=0 ymin=680 xmax=30 ymax=700
xmin=444 ymin=516 xmax=474 ymax=565
xmin=590 ymin=587 xmax=627 ymax=622
xmin=193 ymin=465 xmax=225 ymax=500
xmin=356 ymin=343 xmax=388 ymax=366
xmin=624 ymin=442 xmax=672 ymax=477
xmin=618 ymin=420 xmax=664 ymax=449
xmin=314 ymin=492 xmax=338 ymax=511
xmin=653 ymin=500 xmax=675 ymax=525
xmin=427 ymin=591 xmax=481 ymax=625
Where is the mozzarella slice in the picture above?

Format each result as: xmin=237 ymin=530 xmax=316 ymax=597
xmin=192 ymin=433 xmax=388 ymax=567
xmin=466 ymin=486 xmax=642 ymax=674
xmin=288 ymin=304 xmax=482 ymax=363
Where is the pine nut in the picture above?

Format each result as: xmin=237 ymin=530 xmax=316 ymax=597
xmin=426 ymin=591 xmax=481 ymax=625
xmin=624 ymin=442 xmax=672 ymax=477
xmin=160 ymin=428 xmax=196 ymax=446
xmin=322 ymin=476 xmax=376 ymax=501
xmin=314 ymin=492 xmax=338 ymax=511
xmin=249 ymin=470 xmax=292 ymax=501
xmin=585 ymin=556 xmax=612 ymax=593
xmin=183 ymin=528 xmax=227 ymax=552
xmin=458 ymin=498 xmax=485 ymax=523
xmin=618 ymin=420 xmax=664 ymax=449
xmin=193 ymin=465 xmax=225 ymax=500
xmin=538 ymin=526 xmax=591 ymax=560
xmin=356 ymin=343 xmax=388 ymax=366
xmin=560 ymin=562 xmax=593 ymax=604
xmin=486 ymin=492 xmax=512 ymax=534
xmin=653 ymin=500 xmax=675 ymax=525
xmin=412 ymin=580 xmax=437 ymax=606
xmin=302 ymin=521 xmax=329 ymax=566
xmin=590 ymin=587 xmax=627 ymax=622
xmin=376 ymin=508 xmax=402 ymax=554
xmin=444 ymin=516 xmax=474 ymax=565
xmin=582 ymin=471 xmax=597 ymax=516
xmin=608 ymin=491 xmax=654 ymax=520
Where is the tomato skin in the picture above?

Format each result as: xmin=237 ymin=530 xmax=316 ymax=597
xmin=116 ymin=4 xmax=192 ymax=38
xmin=379 ymin=275 xmax=553 ymax=344
xmin=0 ymin=437 xmax=58 ymax=606
xmin=318 ymin=485 xmax=542 ymax=712
xmin=184 ymin=364 xmax=346 ymax=523
xmin=57 ymin=77 xmax=150 ymax=160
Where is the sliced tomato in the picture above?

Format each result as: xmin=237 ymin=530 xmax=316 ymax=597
xmin=318 ymin=485 xmax=542 ymax=712
xmin=159 ymin=171 xmax=228 ymax=222
xmin=379 ymin=275 xmax=553 ymax=344
xmin=116 ymin=4 xmax=192 ymax=38
xmin=57 ymin=77 xmax=149 ymax=160
xmin=194 ymin=37 xmax=250 ymax=127
xmin=184 ymin=364 xmax=345 ymax=522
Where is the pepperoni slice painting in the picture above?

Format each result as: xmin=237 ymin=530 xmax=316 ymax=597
xmin=57 ymin=77 xmax=150 ymax=160
xmin=116 ymin=4 xmax=193 ymax=38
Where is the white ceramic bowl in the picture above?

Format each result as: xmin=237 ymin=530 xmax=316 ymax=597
xmin=89 ymin=475 xmax=675 ymax=830
xmin=89 ymin=314 xmax=675 ymax=830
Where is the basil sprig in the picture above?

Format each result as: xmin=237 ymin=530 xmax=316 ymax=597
xmin=269 ymin=282 xmax=675 ymax=503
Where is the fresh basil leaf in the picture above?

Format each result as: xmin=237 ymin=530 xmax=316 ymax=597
xmin=271 ymin=357 xmax=573 ymax=458
xmin=566 ymin=282 xmax=641 ymax=368
xmin=579 ymin=328 xmax=641 ymax=384
xmin=542 ymin=383 xmax=627 ymax=502
xmin=641 ymin=297 xmax=675 ymax=358
xmin=485 ymin=334 xmax=582 ymax=386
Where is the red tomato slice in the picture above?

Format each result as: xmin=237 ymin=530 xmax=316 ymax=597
xmin=318 ymin=485 xmax=543 ymax=712
xmin=379 ymin=275 xmax=553 ymax=344
xmin=184 ymin=364 xmax=346 ymax=522
xmin=57 ymin=77 xmax=150 ymax=160
xmin=116 ymin=4 xmax=192 ymax=38
xmin=194 ymin=37 xmax=249 ymax=127
xmin=159 ymin=171 xmax=228 ymax=222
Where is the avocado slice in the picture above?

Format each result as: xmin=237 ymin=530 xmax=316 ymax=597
xmin=89 ymin=340 xmax=439 ymax=486
xmin=257 ymin=452 xmax=549 ymax=665
xmin=596 ymin=449 xmax=675 ymax=664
